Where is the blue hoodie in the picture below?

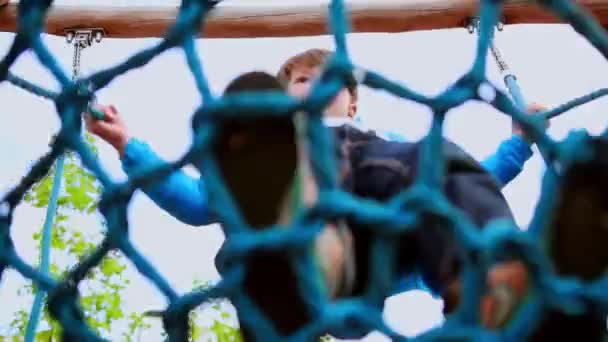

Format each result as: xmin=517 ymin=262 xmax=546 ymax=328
xmin=121 ymin=122 xmax=532 ymax=226
xmin=120 ymin=121 xmax=533 ymax=296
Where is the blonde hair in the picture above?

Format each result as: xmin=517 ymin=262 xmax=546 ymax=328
xmin=276 ymin=48 xmax=358 ymax=102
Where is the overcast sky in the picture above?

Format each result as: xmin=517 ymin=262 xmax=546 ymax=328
xmin=1 ymin=1 xmax=608 ymax=340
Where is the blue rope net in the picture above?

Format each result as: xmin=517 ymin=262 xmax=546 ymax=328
xmin=2 ymin=0 xmax=608 ymax=341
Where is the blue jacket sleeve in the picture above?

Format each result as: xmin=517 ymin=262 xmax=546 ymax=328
xmin=378 ymin=129 xmax=532 ymax=187
xmin=480 ymin=135 xmax=533 ymax=187
xmin=375 ymin=129 xmax=407 ymax=142
xmin=120 ymin=138 xmax=212 ymax=226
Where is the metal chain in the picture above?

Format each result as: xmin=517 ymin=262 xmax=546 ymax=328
xmin=65 ymin=29 xmax=106 ymax=120
xmin=466 ymin=17 xmax=510 ymax=74
xmin=72 ymin=40 xmax=83 ymax=80
xmin=489 ymin=40 xmax=510 ymax=74
xmin=67 ymin=29 xmax=104 ymax=80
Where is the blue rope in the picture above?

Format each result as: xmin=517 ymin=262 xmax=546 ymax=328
xmin=0 ymin=0 xmax=608 ymax=340
xmin=484 ymin=25 xmax=560 ymax=188
xmin=503 ymin=74 xmax=526 ymax=109
xmin=24 ymin=154 xmax=65 ymax=342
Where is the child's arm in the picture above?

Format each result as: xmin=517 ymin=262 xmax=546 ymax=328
xmin=120 ymin=138 xmax=212 ymax=226
xmin=85 ymin=105 xmax=212 ymax=226
xmin=480 ymin=103 xmax=548 ymax=187
xmin=479 ymin=135 xmax=533 ymax=187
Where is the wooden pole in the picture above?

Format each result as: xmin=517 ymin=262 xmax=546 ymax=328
xmin=1 ymin=1 xmax=608 ymax=39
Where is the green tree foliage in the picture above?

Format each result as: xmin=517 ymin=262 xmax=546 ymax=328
xmin=2 ymin=134 xmax=148 ymax=341
xmin=0 ymin=133 xmax=328 ymax=341
xmin=187 ymin=279 xmax=243 ymax=342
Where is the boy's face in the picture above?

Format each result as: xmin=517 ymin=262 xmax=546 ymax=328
xmin=286 ymin=66 xmax=356 ymax=118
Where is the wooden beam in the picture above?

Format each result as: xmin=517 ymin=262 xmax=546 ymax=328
xmin=0 ymin=1 xmax=607 ymax=39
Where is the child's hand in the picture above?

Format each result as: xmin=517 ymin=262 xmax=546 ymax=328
xmin=85 ymin=104 xmax=130 ymax=157
xmin=512 ymin=103 xmax=550 ymax=143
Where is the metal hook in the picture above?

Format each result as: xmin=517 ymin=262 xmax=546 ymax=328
xmin=464 ymin=17 xmax=505 ymax=34
xmin=65 ymin=31 xmax=74 ymax=44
